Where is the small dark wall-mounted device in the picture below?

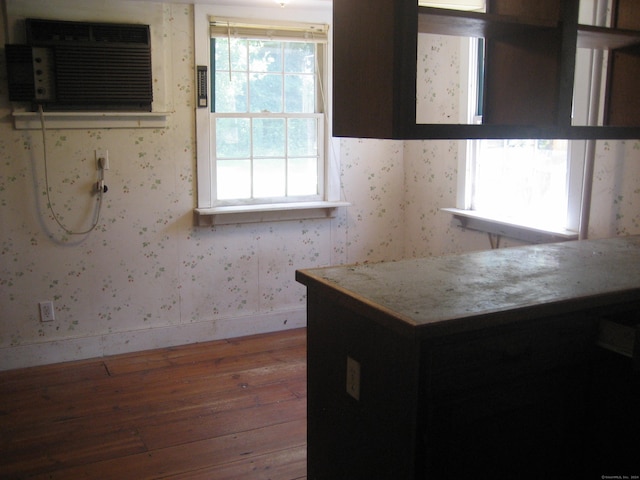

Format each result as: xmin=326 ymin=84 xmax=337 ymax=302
xmin=197 ymin=65 xmax=208 ymax=108
xmin=5 ymin=18 xmax=152 ymax=111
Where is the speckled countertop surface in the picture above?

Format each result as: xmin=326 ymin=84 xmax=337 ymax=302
xmin=296 ymin=236 xmax=640 ymax=337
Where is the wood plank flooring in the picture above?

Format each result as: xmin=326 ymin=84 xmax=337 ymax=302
xmin=0 ymin=328 xmax=307 ymax=479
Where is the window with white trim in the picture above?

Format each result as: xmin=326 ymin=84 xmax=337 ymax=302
xmin=194 ymin=8 xmax=342 ymax=223
xmin=450 ymin=0 xmax=608 ymax=241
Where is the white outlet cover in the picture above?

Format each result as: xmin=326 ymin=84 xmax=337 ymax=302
xmin=39 ymin=301 xmax=55 ymax=322
xmin=96 ymin=149 xmax=109 ymax=170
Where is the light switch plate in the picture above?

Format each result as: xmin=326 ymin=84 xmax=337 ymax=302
xmin=346 ymin=356 xmax=360 ymax=401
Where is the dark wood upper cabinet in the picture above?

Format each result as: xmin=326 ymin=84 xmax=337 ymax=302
xmin=332 ymin=0 xmax=640 ymax=139
xmin=332 ymin=0 xmax=416 ymax=139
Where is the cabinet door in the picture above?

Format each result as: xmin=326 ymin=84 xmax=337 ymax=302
xmin=424 ymin=313 xmax=597 ymax=479
xmin=332 ymin=0 xmax=417 ymax=139
xmin=587 ymin=349 xmax=640 ymax=473
xmin=588 ymin=300 xmax=640 ymax=474
xmin=426 ymin=369 xmax=590 ymax=479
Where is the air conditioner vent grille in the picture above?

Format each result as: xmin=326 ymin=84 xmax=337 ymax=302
xmin=26 ymin=19 xmax=150 ymax=46
xmin=55 ymin=45 xmax=152 ymax=104
xmin=92 ymin=25 xmax=150 ymax=44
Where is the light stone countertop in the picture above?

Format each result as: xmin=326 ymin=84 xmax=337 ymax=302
xmin=296 ymin=235 xmax=640 ymax=338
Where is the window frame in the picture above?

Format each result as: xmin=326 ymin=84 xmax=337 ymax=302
xmin=451 ymin=9 xmax=609 ymax=243
xmin=194 ymin=4 xmax=346 ymax=225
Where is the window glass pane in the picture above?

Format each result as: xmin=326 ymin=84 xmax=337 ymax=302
xmin=249 ymin=40 xmax=282 ymax=73
xmin=285 ymin=74 xmax=315 ymax=113
xmin=284 ymin=42 xmax=314 ymax=73
xmin=217 ymin=159 xmax=251 ymax=199
xmin=210 ymin=27 xmax=324 ymax=205
xmin=215 ymin=72 xmax=248 ymax=113
xmin=216 ymin=118 xmax=250 ymax=158
xmin=288 ymin=118 xmax=317 ymax=156
xmin=254 ymin=158 xmax=286 ymax=197
xmin=250 ymin=73 xmax=283 ymax=112
xmin=214 ymin=38 xmax=247 ymax=72
xmin=288 ymin=157 xmax=318 ymax=196
xmin=253 ymin=118 xmax=285 ymax=157
xmin=473 ymin=139 xmax=569 ymax=228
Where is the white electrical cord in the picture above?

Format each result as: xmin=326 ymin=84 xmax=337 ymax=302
xmin=38 ymin=105 xmax=104 ymax=235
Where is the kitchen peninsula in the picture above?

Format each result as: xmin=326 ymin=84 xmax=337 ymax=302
xmin=296 ymin=236 xmax=640 ymax=479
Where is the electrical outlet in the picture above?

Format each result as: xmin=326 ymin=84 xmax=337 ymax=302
xmin=96 ymin=149 xmax=109 ymax=170
xmin=346 ymin=356 xmax=360 ymax=401
xmin=39 ymin=301 xmax=55 ymax=322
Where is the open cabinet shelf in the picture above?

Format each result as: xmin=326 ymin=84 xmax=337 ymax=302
xmin=417 ymin=7 xmax=558 ymax=38
xmin=577 ymin=25 xmax=640 ymax=50
xmin=333 ymin=0 xmax=640 ymax=139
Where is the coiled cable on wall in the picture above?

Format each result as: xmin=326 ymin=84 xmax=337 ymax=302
xmin=38 ymin=105 xmax=104 ymax=235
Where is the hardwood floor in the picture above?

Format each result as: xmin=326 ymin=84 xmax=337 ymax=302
xmin=0 ymin=328 xmax=307 ymax=479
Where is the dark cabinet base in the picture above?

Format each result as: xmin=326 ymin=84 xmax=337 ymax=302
xmin=427 ymin=373 xmax=590 ymax=479
xmin=299 ymin=237 xmax=640 ymax=480
xmin=306 ymin=299 xmax=640 ymax=479
xmin=587 ymin=350 xmax=640 ymax=476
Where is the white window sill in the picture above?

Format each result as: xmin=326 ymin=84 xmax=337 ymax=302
xmin=195 ymin=201 xmax=350 ymax=226
xmin=441 ymin=208 xmax=578 ymax=244
xmin=12 ymin=111 xmax=170 ymax=130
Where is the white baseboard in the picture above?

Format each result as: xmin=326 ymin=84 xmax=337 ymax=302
xmin=0 ymin=308 xmax=306 ymax=371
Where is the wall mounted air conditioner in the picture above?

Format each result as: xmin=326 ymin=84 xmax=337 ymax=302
xmin=5 ymin=18 xmax=152 ymax=112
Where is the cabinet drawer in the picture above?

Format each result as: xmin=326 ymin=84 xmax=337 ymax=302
xmin=427 ymin=314 xmax=597 ymax=397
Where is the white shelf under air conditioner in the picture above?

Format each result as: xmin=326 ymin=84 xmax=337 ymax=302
xmin=12 ymin=111 xmax=170 ymax=130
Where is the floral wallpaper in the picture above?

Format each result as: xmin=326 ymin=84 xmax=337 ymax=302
xmin=1 ymin=1 xmax=640 ymax=370
xmin=416 ymin=33 xmax=464 ymax=125
xmin=589 ymin=140 xmax=640 ymax=237
xmin=340 ymin=139 xmax=405 ymax=263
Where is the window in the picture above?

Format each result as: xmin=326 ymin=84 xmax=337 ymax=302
xmin=211 ymin=19 xmax=326 ymax=205
xmin=450 ymin=1 xmax=610 ymax=242
xmin=194 ymin=7 xmax=344 ymax=224
xmin=470 ymin=139 xmax=572 ymax=231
